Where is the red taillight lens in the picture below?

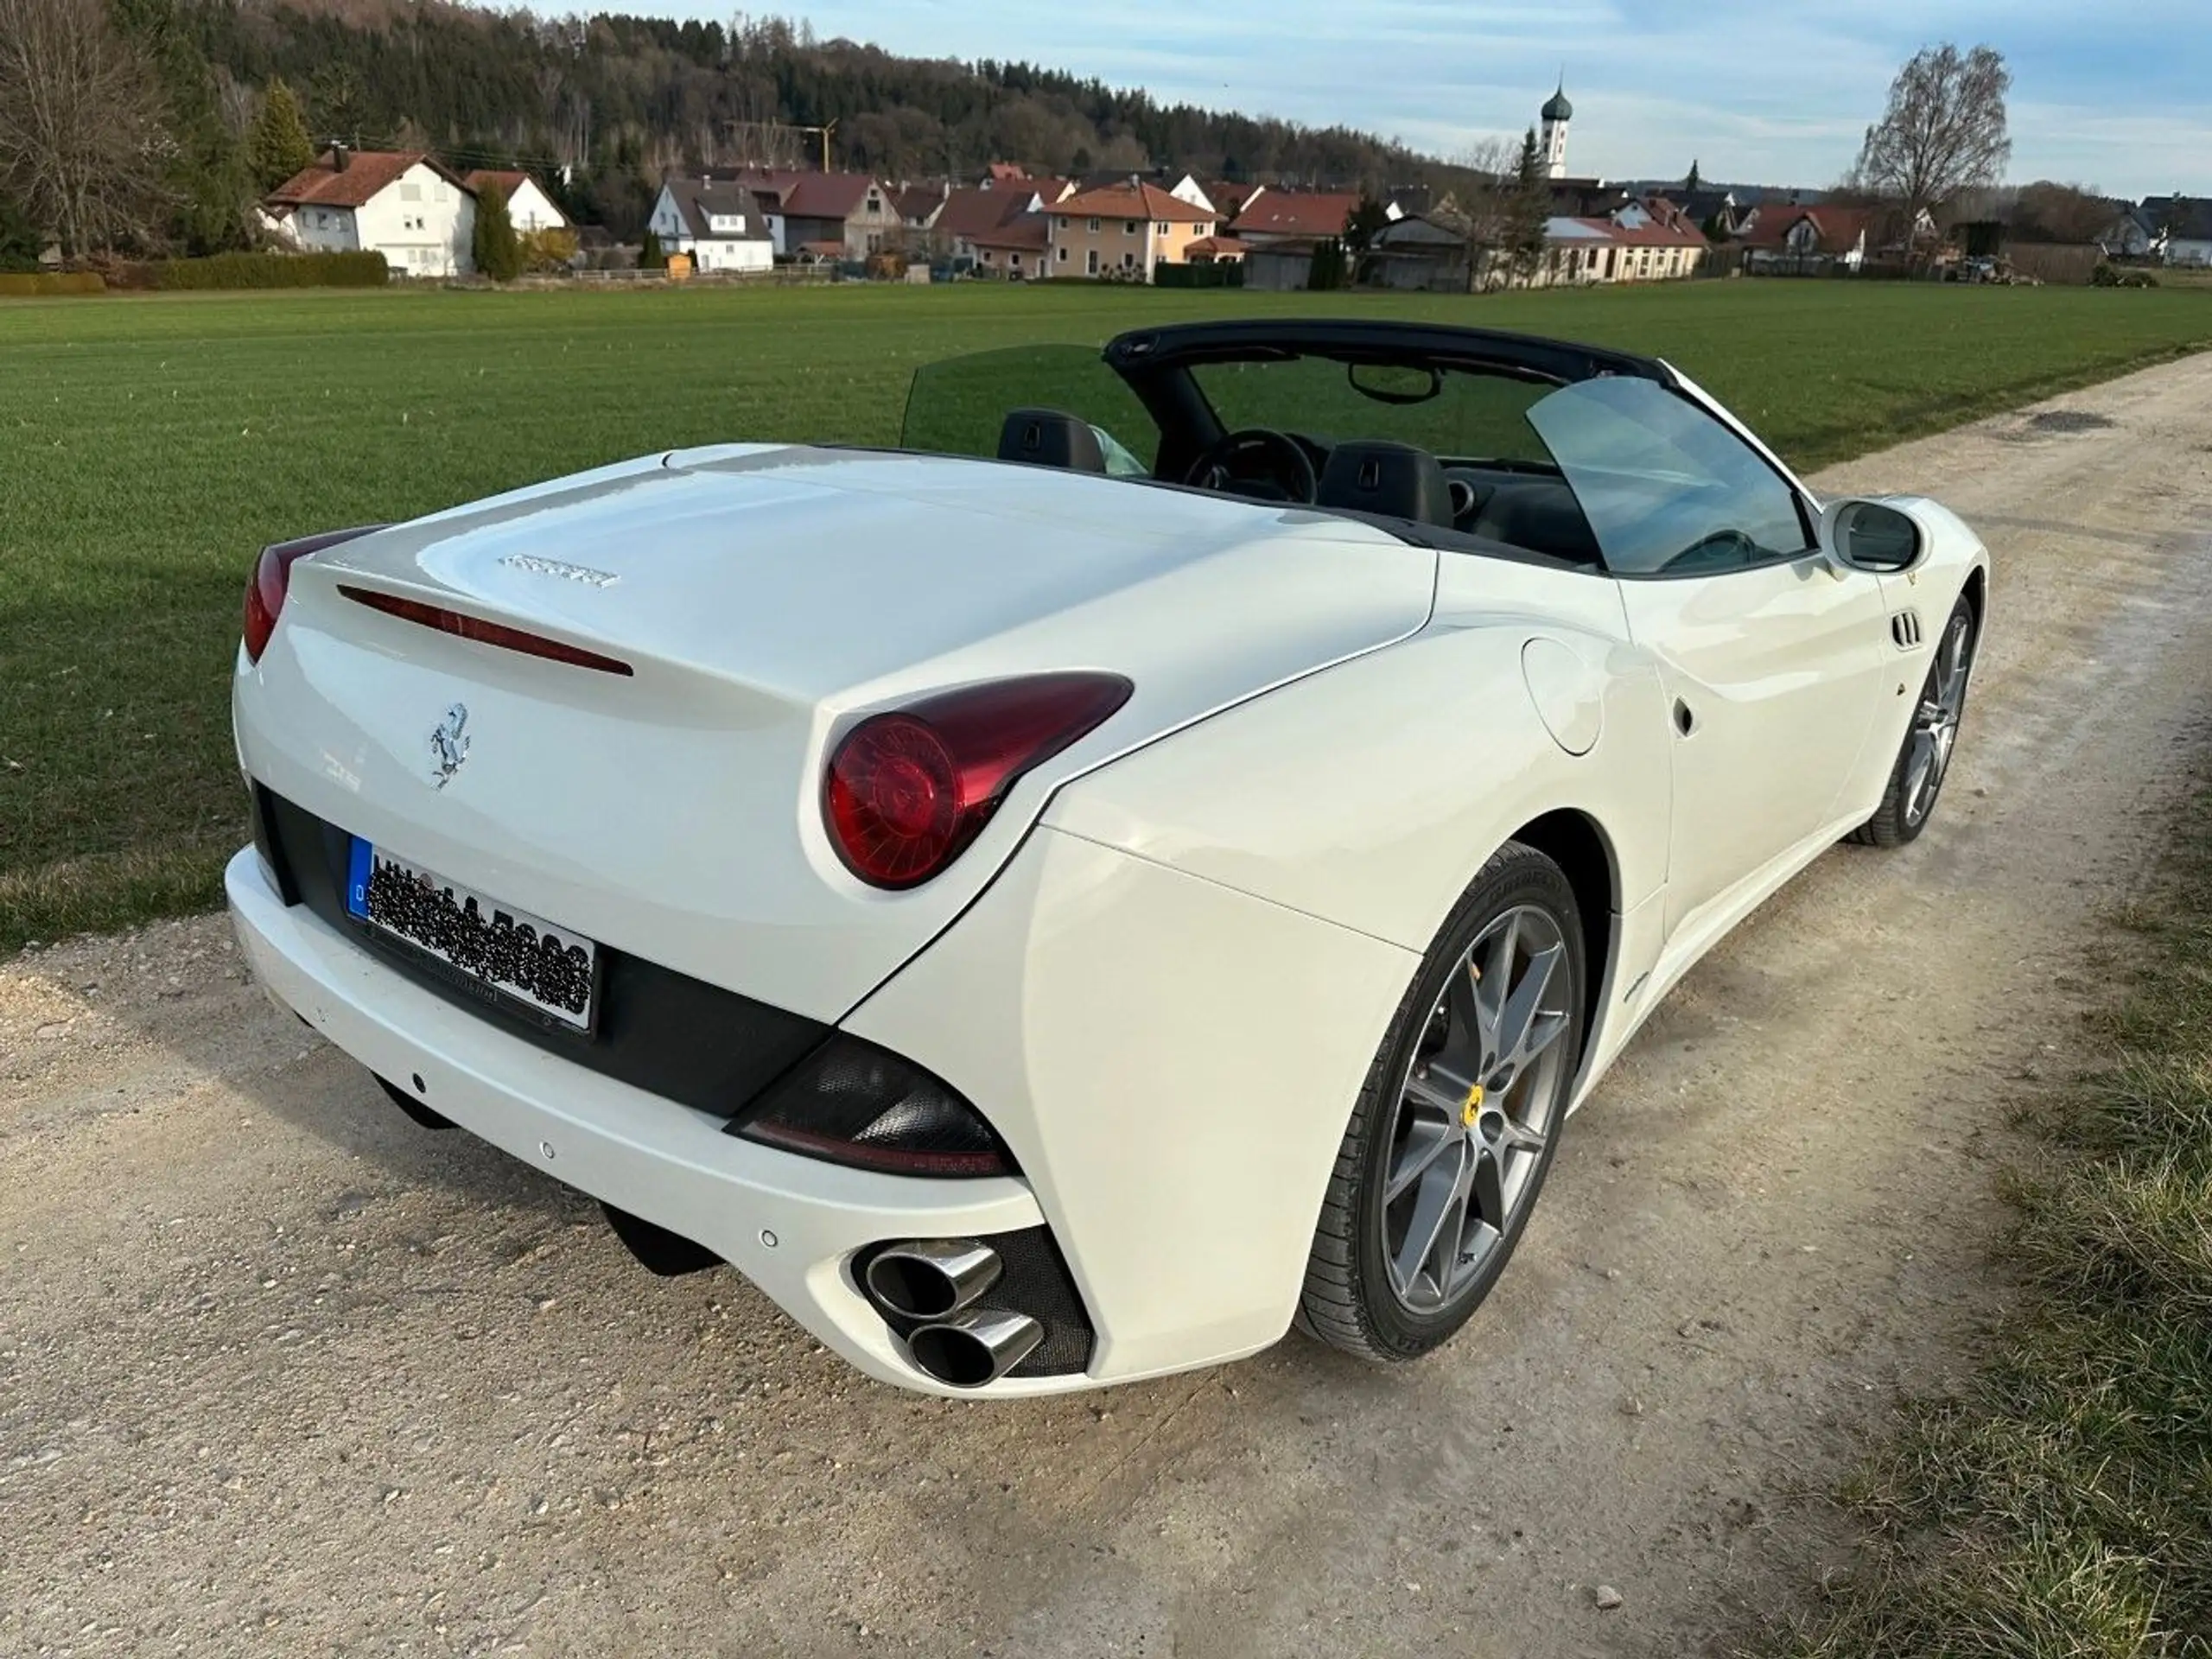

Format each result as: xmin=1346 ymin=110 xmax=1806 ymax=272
xmin=824 ymin=672 xmax=1133 ymax=890
xmin=241 ymin=525 xmax=385 ymax=664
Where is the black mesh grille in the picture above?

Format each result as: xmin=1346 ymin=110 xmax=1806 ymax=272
xmin=854 ymin=1226 xmax=1096 ymax=1378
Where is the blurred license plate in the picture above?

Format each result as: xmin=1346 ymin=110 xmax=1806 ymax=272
xmin=346 ymin=840 xmax=597 ymax=1031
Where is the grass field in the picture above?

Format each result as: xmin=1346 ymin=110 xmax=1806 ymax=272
xmin=1777 ymin=784 xmax=2212 ymax=1656
xmin=4 ymin=278 xmax=2211 ymax=950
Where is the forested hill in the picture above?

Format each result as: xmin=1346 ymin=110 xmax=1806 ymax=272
xmin=185 ymin=0 xmax=1446 ymax=232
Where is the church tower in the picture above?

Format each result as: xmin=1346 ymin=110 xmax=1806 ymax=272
xmin=1540 ymin=82 xmax=1573 ymax=180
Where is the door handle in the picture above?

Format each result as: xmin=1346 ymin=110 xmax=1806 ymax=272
xmin=1673 ymin=698 xmax=1696 ymax=737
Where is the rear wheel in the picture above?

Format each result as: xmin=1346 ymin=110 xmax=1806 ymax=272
xmin=1851 ymin=594 xmax=1976 ymax=849
xmin=1298 ymin=843 xmax=1585 ymax=1362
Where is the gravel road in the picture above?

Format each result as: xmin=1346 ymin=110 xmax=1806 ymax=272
xmin=7 ymin=353 xmax=2212 ymax=1658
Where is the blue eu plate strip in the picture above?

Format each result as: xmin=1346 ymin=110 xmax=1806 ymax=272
xmin=346 ymin=837 xmax=372 ymax=918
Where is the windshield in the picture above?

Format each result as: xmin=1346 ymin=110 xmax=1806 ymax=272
xmin=1191 ymin=356 xmax=1556 ymax=466
xmin=900 ymin=344 xmax=1158 ymax=474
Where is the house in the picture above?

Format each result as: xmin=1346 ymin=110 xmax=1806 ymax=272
xmin=1185 ymin=234 xmax=1247 ymax=265
xmin=2141 ymin=198 xmax=2212 ymax=266
xmin=1047 ymin=181 xmax=1217 ymax=280
xmin=936 ymin=181 xmax=1072 ymax=266
xmin=1578 ymin=215 xmax=1706 ymax=282
xmin=2097 ymin=206 xmax=2158 ymax=258
xmin=461 ymin=169 xmax=568 ymax=233
xmin=262 ymin=147 xmax=476 ymax=277
xmin=1739 ymin=204 xmax=1878 ymax=273
xmin=779 ymin=174 xmax=904 ymax=260
xmin=1228 ymin=190 xmax=1371 ymax=246
xmin=645 ymin=177 xmax=775 ymax=272
xmin=891 ymin=183 xmax=950 ymax=245
xmin=1203 ymin=180 xmax=1268 ymax=219
xmin=970 ymin=210 xmax=1052 ymax=277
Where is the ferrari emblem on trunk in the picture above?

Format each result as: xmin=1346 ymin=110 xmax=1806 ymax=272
xmin=429 ymin=702 xmax=471 ymax=789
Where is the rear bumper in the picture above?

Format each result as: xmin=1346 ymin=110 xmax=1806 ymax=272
xmin=225 ymin=846 xmax=1071 ymax=1397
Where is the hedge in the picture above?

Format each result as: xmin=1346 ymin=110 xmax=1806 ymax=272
xmin=156 ymin=251 xmax=389 ymax=289
xmin=0 ymin=271 xmax=105 ymax=296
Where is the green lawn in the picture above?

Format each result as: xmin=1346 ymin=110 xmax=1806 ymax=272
xmin=3 ymin=279 xmax=2210 ymax=950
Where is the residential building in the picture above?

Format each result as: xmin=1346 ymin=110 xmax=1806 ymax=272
xmin=936 ymin=180 xmax=1072 ymax=266
xmin=1047 ymin=181 xmax=1216 ymax=280
xmin=262 ymin=148 xmax=476 ymax=277
xmin=461 ymin=169 xmax=568 ymax=233
xmin=1738 ymin=205 xmax=1878 ymax=273
xmin=2141 ymin=198 xmax=2212 ymax=266
xmin=779 ymin=174 xmax=903 ymax=260
xmin=645 ymin=177 xmax=775 ymax=272
xmin=1228 ymin=190 xmax=1370 ymax=246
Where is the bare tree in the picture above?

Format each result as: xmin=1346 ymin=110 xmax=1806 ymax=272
xmin=0 ymin=0 xmax=168 ymax=255
xmin=1443 ymin=134 xmax=1516 ymax=287
xmin=1853 ymin=43 xmax=2011 ymax=254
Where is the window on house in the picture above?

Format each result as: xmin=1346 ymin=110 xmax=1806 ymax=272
xmin=1124 ymin=220 xmax=1136 ymax=236
xmin=1088 ymin=218 xmax=1100 ymax=232
xmin=1122 ymin=251 xmax=1136 ymax=267
xmin=1156 ymin=220 xmax=1170 ymax=233
xmin=1058 ymin=246 xmax=1068 ymax=263
xmin=1011 ymin=252 xmax=1022 ymax=268
xmin=401 ymin=183 xmax=422 ymax=202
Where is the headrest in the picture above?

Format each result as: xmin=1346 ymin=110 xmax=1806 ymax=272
xmin=1316 ymin=441 xmax=1454 ymax=527
xmin=996 ymin=408 xmax=1107 ymax=473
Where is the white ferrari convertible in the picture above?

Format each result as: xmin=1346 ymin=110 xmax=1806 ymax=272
xmin=228 ymin=320 xmax=1987 ymax=1395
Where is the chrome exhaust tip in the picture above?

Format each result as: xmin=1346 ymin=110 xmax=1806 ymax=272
xmin=863 ymin=1239 xmax=1002 ymax=1321
xmin=908 ymin=1308 xmax=1044 ymax=1389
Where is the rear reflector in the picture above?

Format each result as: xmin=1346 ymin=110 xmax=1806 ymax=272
xmin=338 ymin=586 xmax=634 ymax=677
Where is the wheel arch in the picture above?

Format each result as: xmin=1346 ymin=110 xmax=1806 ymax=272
xmin=1502 ymin=808 xmax=1617 ymax=1066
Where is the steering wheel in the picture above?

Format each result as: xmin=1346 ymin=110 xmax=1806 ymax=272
xmin=1182 ymin=428 xmax=1319 ymax=505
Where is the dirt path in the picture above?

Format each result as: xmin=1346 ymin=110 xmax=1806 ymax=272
xmin=7 ymin=355 xmax=2212 ymax=1659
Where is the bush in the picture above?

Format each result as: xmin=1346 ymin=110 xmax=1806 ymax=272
xmin=520 ymin=227 xmax=578 ymax=273
xmin=156 ymin=251 xmax=389 ymax=289
xmin=2092 ymin=264 xmax=2160 ymax=289
xmin=0 ymin=271 xmax=106 ymax=296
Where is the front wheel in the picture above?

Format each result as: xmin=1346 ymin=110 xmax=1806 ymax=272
xmin=1851 ymin=594 xmax=1977 ymax=848
xmin=1298 ymin=842 xmax=1586 ymax=1362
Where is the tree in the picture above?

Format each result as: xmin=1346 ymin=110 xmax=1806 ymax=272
xmin=0 ymin=190 xmax=41 ymax=270
xmin=111 ymin=0 xmax=251 ymax=253
xmin=1853 ymin=43 xmax=2012 ymax=257
xmin=0 ymin=0 xmax=168 ymax=256
xmin=639 ymin=225 xmax=664 ymax=269
xmin=1306 ymin=236 xmax=1347 ymax=290
xmin=1686 ymin=158 xmax=1702 ymax=192
xmin=248 ymin=79 xmax=315 ymax=192
xmin=1507 ymin=126 xmax=1551 ymax=285
xmin=1342 ymin=191 xmax=1391 ymax=283
xmin=2013 ymin=180 xmax=2114 ymax=245
xmin=472 ymin=181 xmax=522 ymax=279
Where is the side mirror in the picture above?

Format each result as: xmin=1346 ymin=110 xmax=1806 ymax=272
xmin=1820 ymin=498 xmax=1925 ymax=574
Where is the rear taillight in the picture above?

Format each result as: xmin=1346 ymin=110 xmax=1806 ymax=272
xmin=824 ymin=672 xmax=1132 ymax=890
xmin=241 ymin=525 xmax=385 ymax=664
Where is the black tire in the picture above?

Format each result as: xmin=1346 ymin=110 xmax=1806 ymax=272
xmin=1298 ymin=842 xmax=1586 ymax=1362
xmin=1850 ymin=594 xmax=1977 ymax=849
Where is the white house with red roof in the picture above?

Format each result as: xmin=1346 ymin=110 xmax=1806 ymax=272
xmin=261 ymin=147 xmax=477 ymax=276
xmin=461 ymin=169 xmax=568 ymax=233
xmin=1046 ymin=181 xmax=1218 ymax=280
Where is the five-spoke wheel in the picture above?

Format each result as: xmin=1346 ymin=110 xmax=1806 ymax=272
xmin=1300 ymin=842 xmax=1586 ymax=1360
xmin=1853 ymin=594 xmax=1978 ymax=848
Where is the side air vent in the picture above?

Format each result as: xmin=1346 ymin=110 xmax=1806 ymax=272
xmin=1891 ymin=610 xmax=1923 ymax=650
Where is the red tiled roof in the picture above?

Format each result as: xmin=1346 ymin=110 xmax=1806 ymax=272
xmin=1230 ymin=191 xmax=1359 ymax=237
xmin=1201 ymin=181 xmax=1264 ymax=216
xmin=1185 ymin=235 xmax=1247 ymax=258
xmin=267 ymin=149 xmax=467 ymax=209
xmin=891 ymin=184 xmax=947 ymax=223
xmin=1739 ymin=204 xmax=1874 ymax=251
xmin=971 ymin=212 xmax=1049 ymax=251
xmin=1052 ymin=180 xmax=1212 ymax=225
xmin=463 ymin=168 xmax=528 ymax=199
xmin=780 ymin=173 xmax=884 ymax=219
xmin=986 ymin=162 xmax=1029 ymax=182
xmin=938 ymin=187 xmax=1029 ymax=240
xmin=796 ymin=238 xmax=847 ymax=258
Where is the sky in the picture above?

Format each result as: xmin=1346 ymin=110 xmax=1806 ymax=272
xmin=631 ymin=0 xmax=2211 ymax=198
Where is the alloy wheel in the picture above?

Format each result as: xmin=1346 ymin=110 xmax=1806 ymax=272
xmin=1380 ymin=904 xmax=1575 ymax=1314
xmin=1904 ymin=611 xmax=1974 ymax=828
